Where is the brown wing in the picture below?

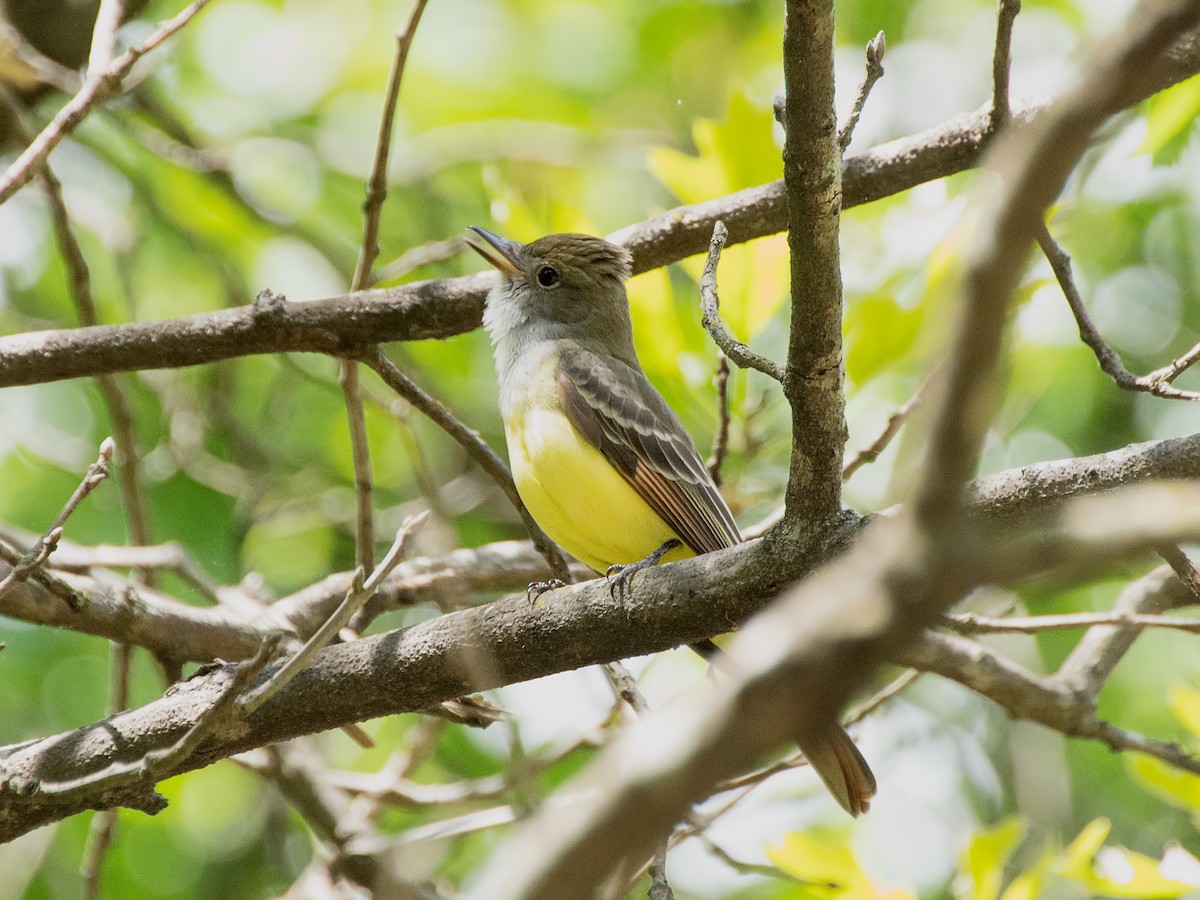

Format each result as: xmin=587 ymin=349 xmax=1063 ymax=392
xmin=556 ymin=346 xmax=741 ymax=555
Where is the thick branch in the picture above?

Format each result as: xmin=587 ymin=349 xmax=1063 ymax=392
xmin=780 ymin=0 xmax=846 ymax=523
xmin=5 ymin=479 xmax=1200 ymax=843
xmin=3 ymin=433 xmax=1197 ymax=664
xmin=966 ymin=433 xmax=1200 ymax=526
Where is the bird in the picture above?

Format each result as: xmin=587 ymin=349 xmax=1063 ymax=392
xmin=465 ymin=226 xmax=875 ymax=816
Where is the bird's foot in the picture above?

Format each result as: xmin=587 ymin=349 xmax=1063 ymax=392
xmin=526 ymin=579 xmax=566 ymax=607
xmin=605 ymin=539 xmax=681 ymax=604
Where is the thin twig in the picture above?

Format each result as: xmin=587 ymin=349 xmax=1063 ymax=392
xmin=38 ymin=539 xmax=225 ymax=604
xmin=842 ymin=377 xmax=929 ymax=480
xmin=0 ymin=439 xmax=114 ymax=601
xmin=1037 ymin=223 xmax=1200 ymax=401
xmin=359 ymin=347 xmax=571 ymax=582
xmin=990 ymin=0 xmax=1022 ymax=133
xmin=96 ymin=380 xmax=153 ymax=566
xmin=698 ymin=221 xmax=784 ymax=381
xmin=351 ymin=0 xmax=430 ymax=291
xmin=339 ymin=362 xmax=376 ymax=572
xmin=79 ymin=641 xmax=131 ymax=900
xmin=339 ymin=0 xmax=432 ymax=574
xmin=837 ymin=30 xmax=886 ymax=153
xmin=695 ymin=834 xmax=810 ymax=884
xmin=1144 ymin=343 xmax=1200 ymax=389
xmin=88 ymin=0 xmax=126 ymax=74
xmin=946 ymin=610 xmax=1200 ymax=634
xmin=371 ymin=236 xmax=465 ymax=286
xmin=385 ymin=397 xmax=453 ymax=523
xmin=0 ymin=0 xmax=214 ymax=206
xmin=332 ymin=768 xmax=509 ymax=808
xmin=239 ymin=513 xmax=428 ymax=715
xmin=600 ymin=662 xmax=675 ymax=900
xmin=706 ymin=353 xmax=731 ymax=485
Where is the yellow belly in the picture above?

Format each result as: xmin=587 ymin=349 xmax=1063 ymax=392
xmin=506 ymin=406 xmax=693 ymax=573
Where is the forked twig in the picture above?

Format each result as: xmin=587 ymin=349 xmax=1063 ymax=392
xmin=0 ymin=439 xmax=114 ymax=602
xmin=340 ymin=0 xmax=432 ymax=573
xmin=1038 ymin=223 xmax=1200 ymax=401
xmin=239 ymin=513 xmax=428 ymax=715
xmin=698 ymin=221 xmax=784 ymax=381
xmin=0 ymin=0 xmax=214 ymax=205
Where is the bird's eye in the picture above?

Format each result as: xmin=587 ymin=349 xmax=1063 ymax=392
xmin=536 ymin=266 xmax=561 ymax=288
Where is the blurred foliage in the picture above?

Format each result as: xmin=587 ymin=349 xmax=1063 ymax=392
xmin=1 ymin=0 xmax=1199 ymax=897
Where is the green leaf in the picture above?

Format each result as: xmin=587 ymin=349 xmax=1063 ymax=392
xmin=648 ymin=92 xmax=781 ymax=206
xmin=962 ymin=817 xmax=1025 ymax=900
xmin=1060 ymin=817 xmax=1111 ymax=875
xmin=1142 ymin=75 xmax=1200 ymax=166
xmin=1086 ymin=846 xmax=1196 ymax=899
xmin=1169 ymin=683 xmax=1200 ymax=739
xmin=766 ymin=831 xmax=915 ymax=899
xmin=1128 ymin=754 xmax=1200 ymax=817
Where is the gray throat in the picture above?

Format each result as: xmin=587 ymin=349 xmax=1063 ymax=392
xmin=483 ymin=284 xmax=639 ymax=422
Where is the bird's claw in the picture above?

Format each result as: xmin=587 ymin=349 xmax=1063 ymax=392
xmin=605 ymin=563 xmax=638 ymax=604
xmin=605 ymin=539 xmax=682 ymax=605
xmin=526 ymin=579 xmax=565 ymax=607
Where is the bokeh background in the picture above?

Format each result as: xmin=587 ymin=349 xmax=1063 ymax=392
xmin=1 ymin=0 xmax=1199 ymax=896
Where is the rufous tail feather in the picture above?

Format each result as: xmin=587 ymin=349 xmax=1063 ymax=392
xmin=798 ymin=723 xmax=876 ymax=816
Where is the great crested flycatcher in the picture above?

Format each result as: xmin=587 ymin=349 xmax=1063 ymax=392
xmin=465 ymin=226 xmax=876 ymax=816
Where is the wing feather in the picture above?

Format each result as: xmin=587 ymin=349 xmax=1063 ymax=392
xmin=556 ymin=347 xmax=740 ymax=556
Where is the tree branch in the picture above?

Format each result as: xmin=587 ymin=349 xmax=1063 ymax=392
xmin=698 ymin=221 xmax=783 ymax=380
xmin=1037 ymin=222 xmax=1200 ymax=400
xmin=780 ymin=0 xmax=847 ymax=524
xmin=2 ymin=433 xmax=1196 ymax=665
xmin=897 ymin=629 xmax=1200 ymax=776
xmin=0 ymin=0 xmax=214 ymax=206
xmin=6 ymin=482 xmax=1200 ymax=843
xmin=5 ymin=33 xmax=1199 ymax=391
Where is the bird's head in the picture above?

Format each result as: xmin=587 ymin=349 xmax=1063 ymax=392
xmin=466 ymin=228 xmax=633 ymax=334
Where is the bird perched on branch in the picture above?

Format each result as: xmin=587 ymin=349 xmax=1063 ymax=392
xmin=466 ymin=226 xmax=875 ymax=816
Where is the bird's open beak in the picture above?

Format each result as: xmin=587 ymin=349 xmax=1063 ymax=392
xmin=465 ymin=226 xmax=523 ymax=277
